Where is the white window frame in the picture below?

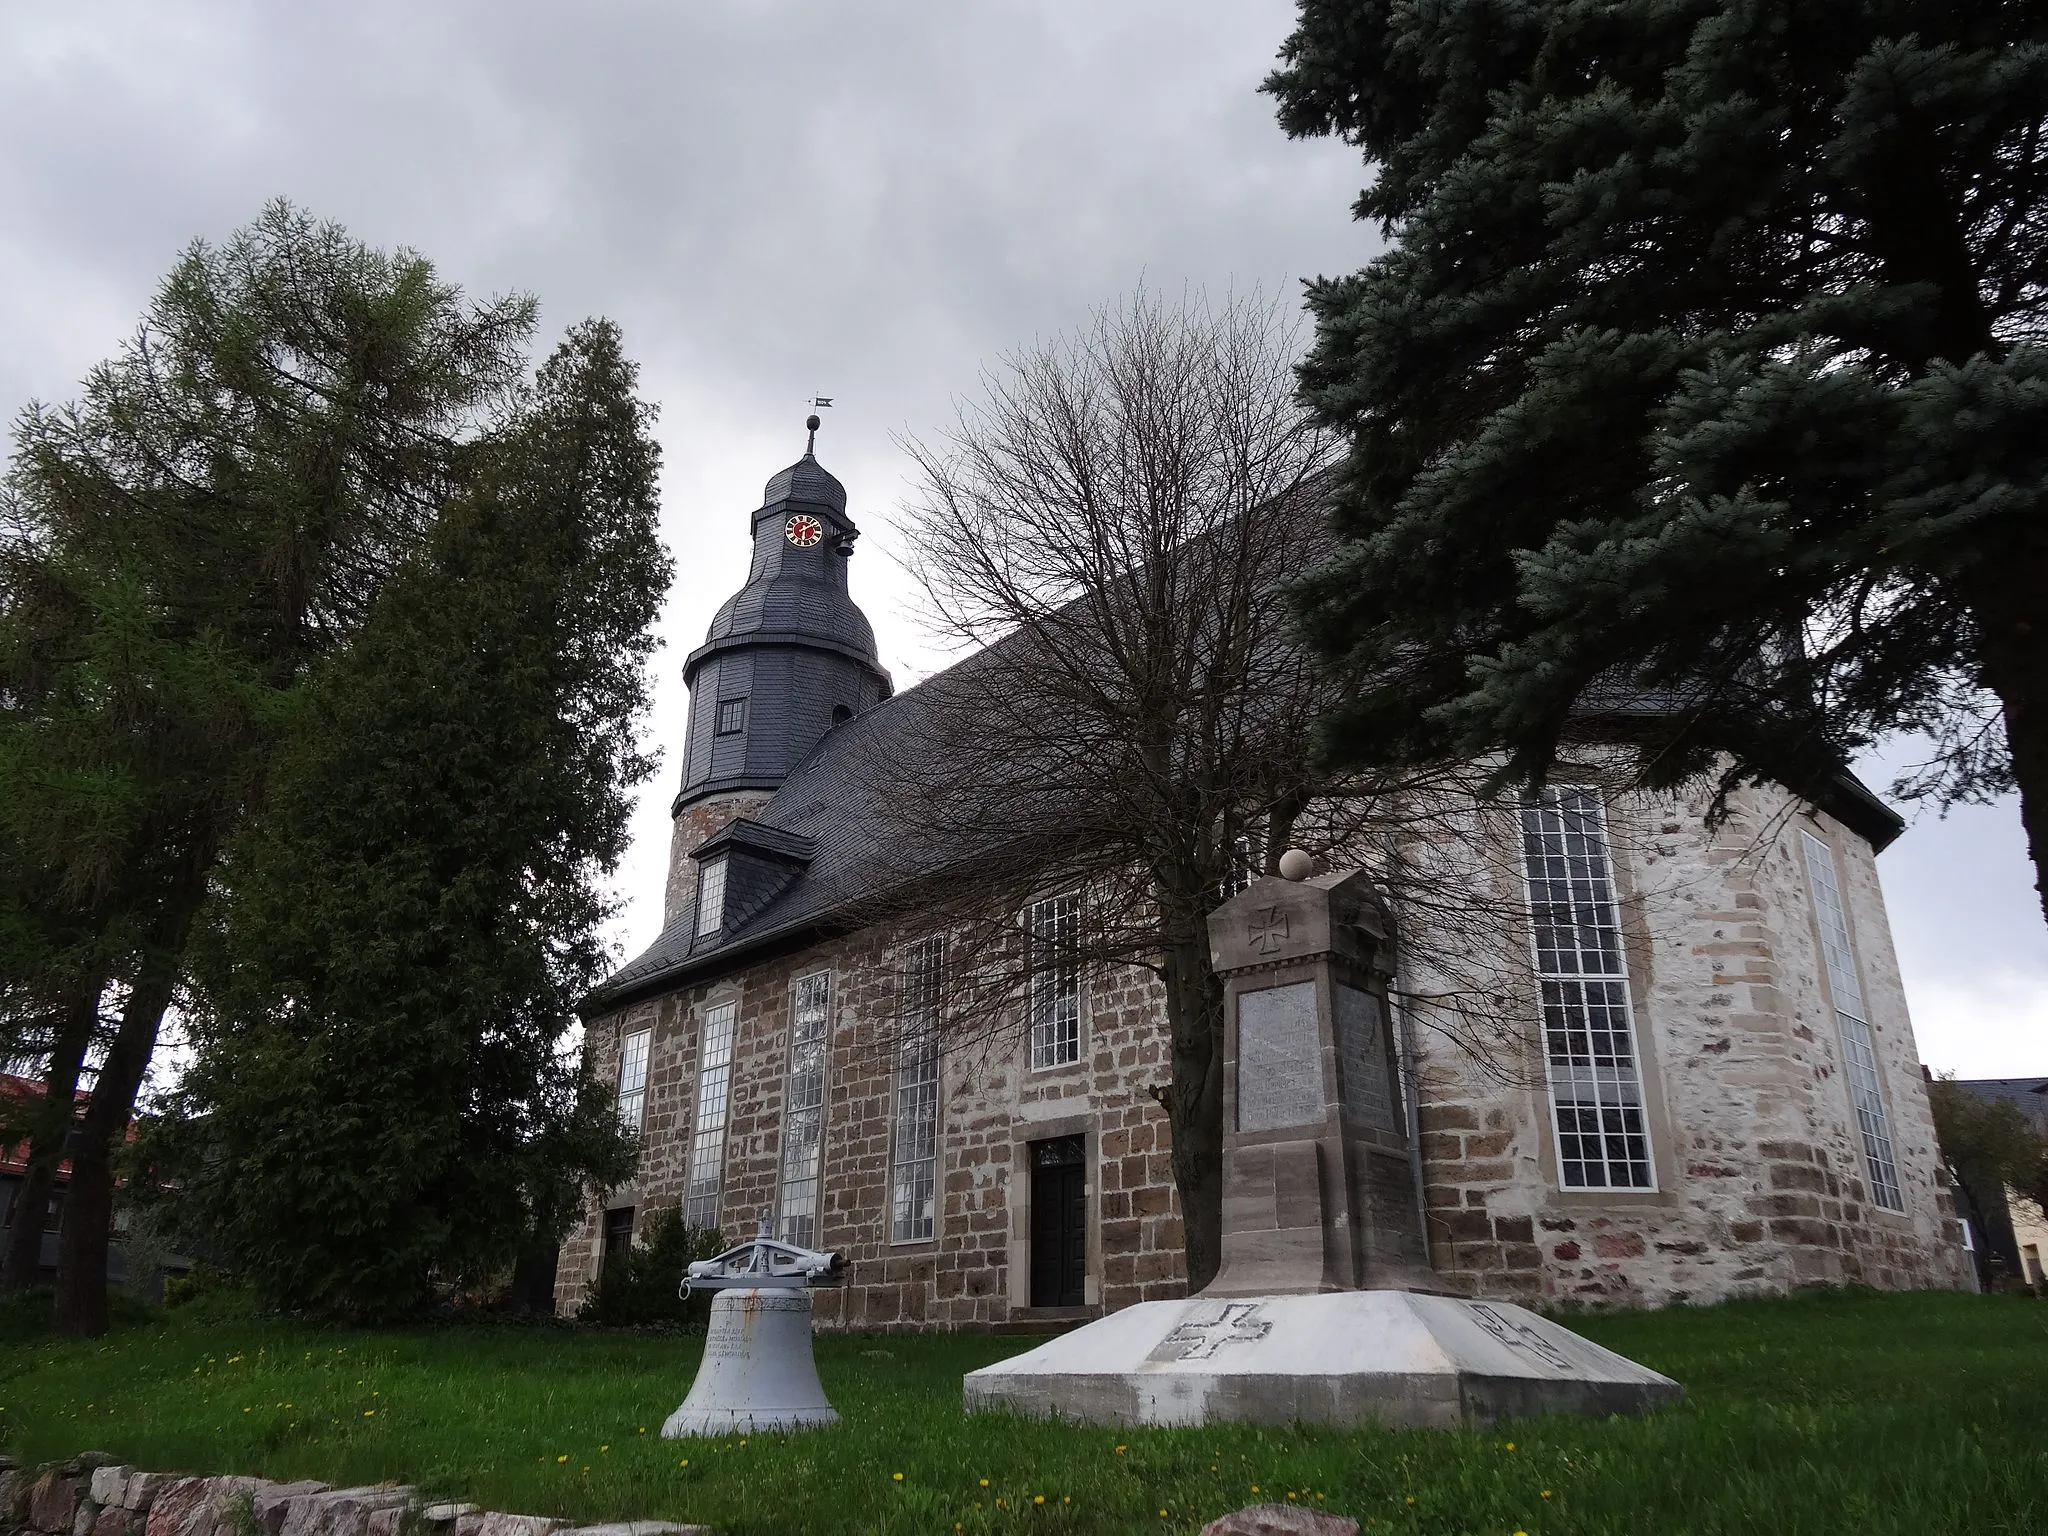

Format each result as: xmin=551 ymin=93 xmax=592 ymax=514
xmin=684 ymin=1000 xmax=738 ymax=1230
xmin=1026 ymin=890 xmax=1083 ymax=1071
xmin=1520 ymin=787 xmax=1658 ymax=1191
xmin=890 ymin=935 xmax=945 ymax=1245
xmin=616 ymin=1027 xmax=651 ymax=1134
xmin=776 ymin=971 xmax=832 ymax=1248
xmin=1800 ymin=830 xmax=1906 ymax=1213
xmin=695 ymin=856 xmax=727 ymax=939
xmin=1223 ymin=827 xmax=1264 ymax=898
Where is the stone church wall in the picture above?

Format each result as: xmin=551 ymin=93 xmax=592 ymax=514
xmin=1409 ymin=780 xmax=1971 ymax=1307
xmin=555 ymin=922 xmax=1190 ymax=1327
xmin=559 ymin=781 xmax=1970 ymax=1325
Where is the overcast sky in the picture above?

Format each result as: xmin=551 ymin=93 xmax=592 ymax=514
xmin=4 ymin=1 xmax=2041 ymax=1078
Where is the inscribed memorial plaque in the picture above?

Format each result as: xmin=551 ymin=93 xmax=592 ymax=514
xmin=1236 ymin=982 xmax=1322 ymax=1131
xmin=1334 ymin=984 xmax=1397 ymax=1132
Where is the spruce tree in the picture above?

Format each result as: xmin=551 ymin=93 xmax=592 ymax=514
xmin=158 ymin=321 xmax=664 ymax=1317
xmin=1265 ymin=0 xmax=2048 ymax=919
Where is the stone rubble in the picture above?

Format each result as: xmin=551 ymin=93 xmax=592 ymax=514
xmin=0 ymin=1460 xmax=711 ymax=1536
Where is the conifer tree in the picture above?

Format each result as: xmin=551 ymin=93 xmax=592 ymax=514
xmin=159 ymin=322 xmax=663 ymax=1317
xmin=0 ymin=202 xmax=533 ymax=1332
xmin=1266 ymin=0 xmax=2048 ymax=920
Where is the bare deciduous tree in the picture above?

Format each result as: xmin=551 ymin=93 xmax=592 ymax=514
xmin=844 ymin=289 xmax=1542 ymax=1289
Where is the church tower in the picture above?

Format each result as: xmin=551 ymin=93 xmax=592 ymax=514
xmin=664 ymin=421 xmax=892 ymax=923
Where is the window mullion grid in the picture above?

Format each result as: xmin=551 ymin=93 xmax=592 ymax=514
xmin=1800 ymin=833 xmax=1905 ymax=1213
xmin=1027 ymin=893 xmax=1082 ymax=1070
xmin=1522 ymin=789 xmax=1655 ymax=1192
xmin=685 ymin=1002 xmax=737 ymax=1230
xmin=616 ymin=1028 xmax=651 ymax=1133
xmin=777 ymin=972 xmax=830 ymax=1249
xmin=890 ymin=936 xmax=943 ymax=1244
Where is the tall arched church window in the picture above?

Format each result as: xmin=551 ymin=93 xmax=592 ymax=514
xmin=891 ymin=936 xmax=945 ymax=1243
xmin=777 ymin=971 xmax=832 ymax=1247
xmin=1026 ymin=892 xmax=1083 ymax=1070
xmin=1520 ymin=788 xmax=1656 ymax=1190
xmin=616 ymin=1028 xmax=651 ymax=1133
xmin=684 ymin=1002 xmax=738 ymax=1229
xmin=1800 ymin=832 xmax=1905 ymax=1211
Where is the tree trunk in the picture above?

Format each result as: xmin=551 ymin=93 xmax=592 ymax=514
xmin=1160 ymin=921 xmax=1226 ymax=1295
xmin=54 ymin=851 xmax=210 ymax=1338
xmin=1963 ymin=535 xmax=2048 ymax=931
xmin=0 ymin=977 xmax=102 ymax=1293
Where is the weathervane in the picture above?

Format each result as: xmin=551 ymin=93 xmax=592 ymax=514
xmin=806 ymin=394 xmax=833 ymax=455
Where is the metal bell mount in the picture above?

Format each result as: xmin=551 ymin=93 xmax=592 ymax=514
xmin=661 ymin=1224 xmax=846 ymax=1438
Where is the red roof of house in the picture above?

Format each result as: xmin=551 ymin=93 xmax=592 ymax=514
xmin=1 ymin=1072 xmax=92 ymax=1179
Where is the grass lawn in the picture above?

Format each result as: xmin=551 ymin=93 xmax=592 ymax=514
xmin=1 ymin=1289 xmax=2044 ymax=1536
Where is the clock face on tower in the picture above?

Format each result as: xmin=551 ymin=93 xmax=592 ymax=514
xmin=784 ymin=514 xmax=824 ymax=548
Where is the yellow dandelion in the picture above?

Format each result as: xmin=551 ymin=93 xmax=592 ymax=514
xmin=1252 ymin=1485 xmax=1261 ymax=1494
xmin=979 ymin=1479 xmax=990 ymax=1488
xmin=1505 ymin=1442 xmax=1516 ymax=1451
xmin=557 ymin=1456 xmax=569 ymax=1464
xmin=1287 ymin=1492 xmax=1297 ymax=1501
xmin=892 ymin=1472 xmax=904 ymax=1482
xmin=679 ymin=1460 xmax=690 ymax=1468
xmin=1542 ymin=1490 xmax=1553 ymax=1500
xmin=1406 ymin=1497 xmax=1416 ymax=1505
xmin=363 ymin=1410 xmax=375 ymax=1418
xmin=600 ymin=1445 xmax=609 ymax=1453
xmin=1159 ymin=1511 xmax=1168 ymax=1520
xmin=1115 ymin=1444 xmax=1127 ymax=1454
xmin=1034 ymin=1495 xmax=1045 ymax=1506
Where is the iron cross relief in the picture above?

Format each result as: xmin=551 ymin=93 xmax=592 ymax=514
xmin=1158 ymin=1302 xmax=1272 ymax=1361
xmin=1247 ymin=904 xmax=1290 ymax=955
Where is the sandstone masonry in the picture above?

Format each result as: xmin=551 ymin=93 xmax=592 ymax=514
xmin=559 ymin=779 xmax=1972 ymax=1324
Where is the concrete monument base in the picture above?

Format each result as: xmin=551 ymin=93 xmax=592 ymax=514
xmin=963 ymin=1290 xmax=1681 ymax=1430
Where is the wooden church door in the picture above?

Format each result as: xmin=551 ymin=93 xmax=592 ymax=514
xmin=1029 ymin=1134 xmax=1088 ymax=1307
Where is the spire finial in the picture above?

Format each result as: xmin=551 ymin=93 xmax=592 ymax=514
xmin=805 ymin=413 xmax=821 ymax=456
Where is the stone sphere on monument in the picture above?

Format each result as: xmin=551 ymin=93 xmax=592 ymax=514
xmin=1276 ymin=847 xmax=1315 ymax=882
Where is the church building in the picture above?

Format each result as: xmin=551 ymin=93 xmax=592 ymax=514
xmin=554 ymin=442 xmax=1973 ymax=1326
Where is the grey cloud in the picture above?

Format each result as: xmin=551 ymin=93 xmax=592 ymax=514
xmin=4 ymin=0 xmax=2039 ymax=1074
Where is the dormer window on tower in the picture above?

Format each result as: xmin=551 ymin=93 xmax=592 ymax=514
xmin=696 ymin=856 xmax=727 ymax=938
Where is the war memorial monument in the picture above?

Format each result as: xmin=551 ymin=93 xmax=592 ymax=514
xmin=964 ymin=857 xmax=1683 ymax=1428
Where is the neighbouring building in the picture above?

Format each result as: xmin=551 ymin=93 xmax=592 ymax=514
xmin=555 ymin=443 xmax=1974 ymax=1326
xmin=1948 ymin=1076 xmax=2048 ymax=1289
xmin=0 ymin=1073 xmax=169 ymax=1295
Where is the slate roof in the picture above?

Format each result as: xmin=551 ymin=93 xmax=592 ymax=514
xmin=692 ymin=451 xmax=881 ymax=673
xmin=1954 ymin=1078 xmax=2048 ymax=1133
xmin=699 ymin=570 xmax=880 ymax=663
xmin=761 ymin=454 xmax=847 ymax=515
xmin=588 ymin=481 xmax=1909 ymax=1014
xmin=594 ymin=660 xmax=976 ymax=1010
